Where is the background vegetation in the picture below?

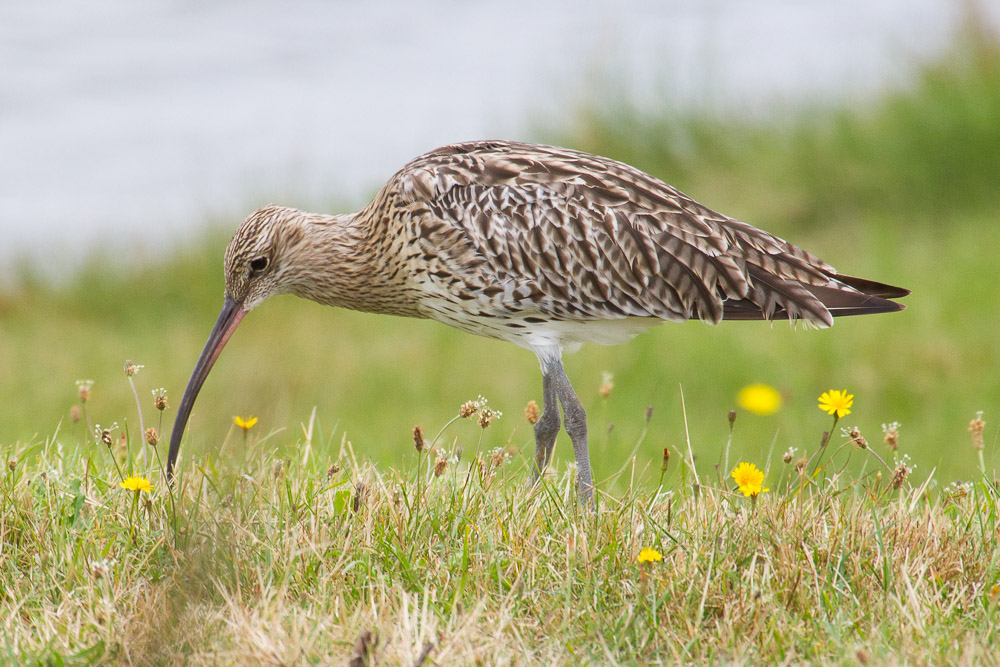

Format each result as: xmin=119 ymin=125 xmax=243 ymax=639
xmin=2 ymin=17 xmax=999 ymax=665
xmin=2 ymin=23 xmax=997 ymax=486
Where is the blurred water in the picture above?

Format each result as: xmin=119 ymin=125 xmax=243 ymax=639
xmin=0 ymin=0 xmax=996 ymax=276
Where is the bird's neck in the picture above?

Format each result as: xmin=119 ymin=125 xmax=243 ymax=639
xmin=288 ymin=211 xmax=422 ymax=317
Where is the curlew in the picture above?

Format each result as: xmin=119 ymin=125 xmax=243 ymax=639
xmin=166 ymin=140 xmax=908 ymax=501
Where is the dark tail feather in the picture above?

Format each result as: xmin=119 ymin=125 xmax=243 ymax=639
xmin=801 ymin=283 xmax=906 ymax=317
xmin=722 ymin=274 xmax=908 ymax=322
xmin=833 ymin=274 xmax=911 ymax=299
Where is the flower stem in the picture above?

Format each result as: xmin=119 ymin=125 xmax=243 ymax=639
xmin=808 ymin=415 xmax=839 ymax=477
xmin=428 ymin=415 xmax=462 ymax=451
xmin=127 ymin=376 xmax=147 ymax=469
xmin=128 ymin=489 xmax=139 ymax=542
xmin=863 ymin=446 xmax=893 ymax=474
xmin=722 ymin=418 xmax=735 ymax=484
xmin=105 ymin=442 xmax=125 ymax=482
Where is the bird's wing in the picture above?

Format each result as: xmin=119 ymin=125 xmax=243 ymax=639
xmin=384 ymin=140 xmax=887 ymax=327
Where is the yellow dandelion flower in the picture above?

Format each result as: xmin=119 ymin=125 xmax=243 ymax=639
xmin=731 ymin=462 xmax=769 ymax=497
xmin=120 ymin=476 xmax=153 ymax=493
xmin=736 ymin=383 xmax=782 ymax=416
xmin=234 ymin=415 xmax=258 ymax=431
xmin=817 ymin=389 xmax=854 ymax=418
xmin=638 ymin=547 xmax=663 ymax=564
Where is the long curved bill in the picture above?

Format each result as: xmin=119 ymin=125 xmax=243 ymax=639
xmin=166 ymin=296 xmax=247 ymax=480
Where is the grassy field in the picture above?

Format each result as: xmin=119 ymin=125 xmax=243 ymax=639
xmin=2 ymin=21 xmax=1000 ymax=665
xmin=2 ymin=433 xmax=998 ymax=664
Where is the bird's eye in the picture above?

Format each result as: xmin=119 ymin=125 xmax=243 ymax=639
xmin=249 ymin=256 xmax=269 ymax=273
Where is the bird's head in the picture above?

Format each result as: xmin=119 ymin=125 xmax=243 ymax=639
xmin=165 ymin=205 xmax=308 ymax=479
xmin=223 ymin=205 xmax=309 ymax=311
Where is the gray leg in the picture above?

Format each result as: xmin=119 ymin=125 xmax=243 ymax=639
xmin=531 ymin=368 xmax=560 ymax=484
xmin=546 ymin=360 xmax=594 ymax=504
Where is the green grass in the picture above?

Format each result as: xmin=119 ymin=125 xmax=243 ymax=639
xmin=3 ymin=20 xmax=1000 ymax=664
xmin=2 ymin=426 xmax=998 ymax=664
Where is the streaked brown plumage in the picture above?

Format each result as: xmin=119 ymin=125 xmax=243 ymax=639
xmin=168 ymin=140 xmax=908 ymax=502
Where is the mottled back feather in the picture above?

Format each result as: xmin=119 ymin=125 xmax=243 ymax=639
xmin=366 ymin=140 xmax=905 ymax=335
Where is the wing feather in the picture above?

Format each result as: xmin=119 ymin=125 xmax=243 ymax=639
xmin=384 ymin=140 xmax=905 ymax=327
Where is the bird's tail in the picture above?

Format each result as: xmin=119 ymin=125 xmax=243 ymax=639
xmin=721 ymin=273 xmax=909 ymax=324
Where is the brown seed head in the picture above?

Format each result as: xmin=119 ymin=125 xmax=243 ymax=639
xmin=524 ymin=400 xmax=540 ymax=424
xmin=152 ymin=388 xmax=168 ymax=411
xmin=100 ymin=429 xmax=113 ymax=447
xmin=433 ymin=454 xmax=448 ymax=477
xmin=327 ymin=463 xmax=341 ymax=478
xmin=69 ymin=405 xmax=82 ymax=423
xmin=645 ymin=405 xmax=654 ymax=422
xmin=794 ymin=456 xmax=807 ymax=474
xmin=412 ymin=425 xmax=426 ymax=452
xmin=459 ymin=400 xmax=478 ymax=419
xmin=882 ymin=422 xmax=900 ymax=451
xmin=490 ymin=447 xmax=507 ymax=468
xmin=123 ymin=360 xmax=143 ymax=377
xmin=848 ymin=427 xmax=867 ymax=449
xmin=969 ymin=412 xmax=985 ymax=451
xmin=599 ymin=371 xmax=614 ymax=399
xmin=728 ymin=409 xmax=737 ymax=427
xmin=144 ymin=427 xmax=159 ymax=447
xmin=783 ymin=451 xmax=794 ymax=464
xmin=76 ymin=380 xmax=94 ymax=403
xmin=7 ymin=459 xmax=15 ymax=472
xmin=945 ymin=480 xmax=972 ymax=500
xmin=660 ymin=447 xmax=670 ymax=472
xmin=891 ymin=461 xmax=911 ymax=489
